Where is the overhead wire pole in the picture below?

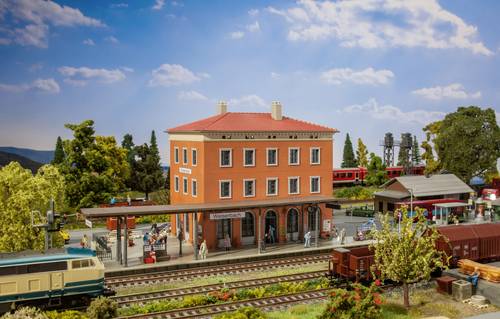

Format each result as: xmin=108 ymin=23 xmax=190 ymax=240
xmin=257 ymin=208 xmax=261 ymax=254
xmin=123 ymin=215 xmax=128 ymax=267
xmin=315 ymin=206 xmax=320 ymax=248
xmin=193 ymin=212 xmax=198 ymax=260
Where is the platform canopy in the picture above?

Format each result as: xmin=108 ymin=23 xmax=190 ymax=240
xmin=81 ymin=195 xmax=337 ymax=219
xmin=433 ymin=202 xmax=469 ymax=208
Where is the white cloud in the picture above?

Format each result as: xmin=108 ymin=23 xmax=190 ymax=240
xmin=412 ymin=83 xmax=481 ymax=100
xmin=248 ymin=9 xmax=259 ymax=16
xmin=230 ymin=31 xmax=245 ymax=39
xmin=0 ymin=78 xmax=60 ymax=94
xmin=270 ymin=72 xmax=280 ymax=79
xmin=58 ymin=66 xmax=126 ymax=85
xmin=120 ymin=67 xmax=134 ymax=73
xmin=342 ymin=98 xmax=445 ymax=125
xmin=268 ymin=0 xmax=493 ymax=56
xmin=246 ymin=21 xmax=260 ymax=33
xmin=149 ymin=64 xmax=205 ymax=87
xmin=0 ymin=0 xmax=104 ymax=48
xmin=83 ymin=38 xmax=95 ymax=46
xmin=152 ymin=0 xmax=165 ymax=10
xmin=104 ymin=36 xmax=119 ymax=44
xmin=63 ymin=78 xmax=87 ymax=87
xmin=178 ymin=90 xmax=209 ymax=102
xmin=229 ymin=95 xmax=267 ymax=109
xmin=321 ymin=67 xmax=394 ymax=85
xmin=110 ymin=3 xmax=128 ymax=8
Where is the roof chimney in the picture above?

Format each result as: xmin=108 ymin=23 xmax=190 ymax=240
xmin=271 ymin=101 xmax=282 ymax=120
xmin=217 ymin=101 xmax=227 ymax=115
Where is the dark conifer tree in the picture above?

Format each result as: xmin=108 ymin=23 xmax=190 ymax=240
xmin=52 ymin=136 xmax=65 ymax=164
xmin=341 ymin=133 xmax=357 ymax=168
xmin=412 ymin=135 xmax=421 ymax=165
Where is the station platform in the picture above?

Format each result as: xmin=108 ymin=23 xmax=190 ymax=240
xmin=444 ymin=261 xmax=500 ymax=307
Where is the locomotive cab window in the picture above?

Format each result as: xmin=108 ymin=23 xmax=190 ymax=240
xmin=72 ymin=259 xmax=95 ymax=269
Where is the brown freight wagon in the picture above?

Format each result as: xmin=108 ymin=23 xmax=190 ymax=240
xmin=327 ymin=246 xmax=375 ymax=283
xmin=435 ymin=225 xmax=480 ymax=264
xmin=470 ymin=223 xmax=500 ymax=261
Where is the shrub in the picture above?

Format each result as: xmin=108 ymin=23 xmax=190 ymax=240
xmin=46 ymin=310 xmax=87 ymax=319
xmin=214 ymin=307 xmax=267 ymax=319
xmin=1 ymin=307 xmax=48 ymax=319
xmin=318 ymin=283 xmax=383 ymax=319
xmin=334 ymin=187 xmax=375 ymax=200
xmin=86 ymin=297 xmax=118 ymax=319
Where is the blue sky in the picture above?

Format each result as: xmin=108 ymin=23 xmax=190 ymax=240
xmin=0 ymin=0 xmax=499 ymax=167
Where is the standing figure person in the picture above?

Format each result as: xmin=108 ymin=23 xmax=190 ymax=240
xmin=224 ymin=233 xmax=231 ymax=252
xmin=80 ymin=234 xmax=88 ymax=248
xmin=339 ymin=228 xmax=346 ymax=245
xmin=269 ymin=225 xmax=275 ymax=244
xmin=177 ymin=227 xmax=184 ymax=256
xmin=331 ymin=226 xmax=338 ymax=243
xmin=199 ymin=239 xmax=208 ymax=260
xmin=127 ymin=195 xmax=132 ymax=206
xmin=304 ymin=231 xmax=311 ymax=248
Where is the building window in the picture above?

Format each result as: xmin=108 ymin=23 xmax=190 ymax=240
xmin=288 ymin=177 xmax=300 ymax=194
xmin=242 ymin=212 xmax=254 ymax=237
xmin=217 ymin=219 xmax=231 ymax=240
xmin=182 ymin=147 xmax=188 ymax=165
xmin=219 ymin=149 xmax=232 ymax=167
xmin=183 ymin=177 xmax=188 ymax=194
xmin=174 ymin=147 xmax=179 ymax=164
xmin=219 ymin=180 xmax=232 ymax=199
xmin=310 ymin=148 xmax=320 ymax=165
xmin=287 ymin=209 xmax=299 ymax=233
xmin=310 ymin=176 xmax=320 ymax=193
xmin=243 ymin=179 xmax=255 ymax=197
xmin=267 ymin=148 xmax=278 ymax=166
xmin=288 ymin=147 xmax=300 ymax=165
xmin=308 ymin=208 xmax=318 ymax=231
xmin=266 ymin=178 xmax=278 ymax=196
xmin=174 ymin=175 xmax=179 ymax=192
xmin=244 ymin=148 xmax=255 ymax=167
xmin=192 ymin=179 xmax=197 ymax=197
xmin=192 ymin=149 xmax=197 ymax=166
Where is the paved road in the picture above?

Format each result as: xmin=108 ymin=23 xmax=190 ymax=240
xmin=465 ymin=312 xmax=500 ymax=319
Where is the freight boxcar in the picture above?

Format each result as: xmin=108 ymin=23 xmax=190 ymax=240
xmin=327 ymin=246 xmax=375 ymax=283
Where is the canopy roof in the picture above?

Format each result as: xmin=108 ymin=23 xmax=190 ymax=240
xmin=381 ymin=174 xmax=473 ymax=197
xmin=81 ymin=195 xmax=336 ymax=218
xmin=433 ymin=202 xmax=469 ymax=208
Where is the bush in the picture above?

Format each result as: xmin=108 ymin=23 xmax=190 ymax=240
xmin=318 ymin=283 xmax=383 ymax=319
xmin=214 ymin=307 xmax=267 ymax=319
xmin=1 ymin=307 xmax=48 ymax=319
xmin=86 ymin=297 xmax=118 ymax=319
xmin=334 ymin=187 xmax=375 ymax=200
xmin=46 ymin=310 xmax=87 ymax=319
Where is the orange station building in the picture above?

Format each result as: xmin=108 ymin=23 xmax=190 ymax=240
xmin=168 ymin=101 xmax=339 ymax=251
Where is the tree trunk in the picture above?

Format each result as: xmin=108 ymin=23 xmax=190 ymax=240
xmin=145 ymin=191 xmax=149 ymax=201
xmin=403 ymin=282 xmax=410 ymax=309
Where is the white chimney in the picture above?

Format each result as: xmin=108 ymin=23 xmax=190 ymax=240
xmin=271 ymin=101 xmax=282 ymax=120
xmin=217 ymin=101 xmax=227 ymax=115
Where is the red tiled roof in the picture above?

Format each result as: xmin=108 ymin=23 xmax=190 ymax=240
xmin=167 ymin=112 xmax=337 ymax=133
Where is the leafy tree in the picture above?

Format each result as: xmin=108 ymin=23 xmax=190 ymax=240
xmin=121 ymin=133 xmax=136 ymax=189
xmin=0 ymin=162 xmax=65 ymax=252
xmin=356 ymin=138 xmax=369 ymax=167
xmin=341 ymin=133 xmax=357 ymax=168
xmin=411 ymin=135 xmax=421 ymax=165
xmin=165 ymin=167 xmax=171 ymax=192
xmin=59 ymin=120 xmax=129 ymax=210
xmin=52 ymin=136 xmax=65 ymax=164
xmin=421 ymin=130 xmax=441 ymax=175
xmin=370 ymin=206 xmax=448 ymax=308
xmin=425 ymin=106 xmax=500 ymax=182
xmin=365 ymin=153 xmax=387 ymax=186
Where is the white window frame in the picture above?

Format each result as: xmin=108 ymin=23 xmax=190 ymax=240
xmin=266 ymin=148 xmax=278 ymax=166
xmin=243 ymin=178 xmax=256 ymax=197
xmin=182 ymin=147 xmax=188 ymax=165
xmin=192 ymin=178 xmax=198 ymax=197
xmin=288 ymin=147 xmax=300 ymax=165
xmin=266 ymin=177 xmax=279 ymax=196
xmin=219 ymin=180 xmax=232 ymax=199
xmin=192 ymin=148 xmax=198 ymax=166
xmin=288 ymin=176 xmax=300 ymax=195
xmin=174 ymin=175 xmax=179 ymax=192
xmin=243 ymin=148 xmax=256 ymax=167
xmin=310 ymin=147 xmax=321 ymax=165
xmin=219 ymin=148 xmax=233 ymax=167
xmin=182 ymin=176 xmax=188 ymax=195
xmin=310 ymin=176 xmax=321 ymax=194
xmin=174 ymin=147 xmax=179 ymax=164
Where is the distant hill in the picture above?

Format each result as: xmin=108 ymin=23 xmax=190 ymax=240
xmin=0 ymin=151 xmax=43 ymax=173
xmin=0 ymin=147 xmax=54 ymax=164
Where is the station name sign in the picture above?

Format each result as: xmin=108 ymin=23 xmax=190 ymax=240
xmin=179 ymin=167 xmax=192 ymax=174
xmin=209 ymin=212 xmax=245 ymax=220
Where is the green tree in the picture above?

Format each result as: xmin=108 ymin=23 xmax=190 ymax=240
xmin=341 ymin=133 xmax=357 ymax=168
xmin=356 ymin=138 xmax=369 ymax=167
xmin=52 ymin=136 xmax=65 ymax=164
xmin=425 ymin=106 xmax=500 ymax=182
xmin=121 ymin=133 xmax=136 ymax=189
xmin=370 ymin=207 xmax=448 ymax=308
xmin=59 ymin=120 xmax=130 ymax=210
xmin=0 ymin=162 xmax=65 ymax=252
xmin=365 ymin=153 xmax=387 ymax=186
xmin=411 ymin=135 xmax=421 ymax=165
xmin=397 ymin=134 xmax=410 ymax=167
xmin=421 ymin=129 xmax=441 ymax=175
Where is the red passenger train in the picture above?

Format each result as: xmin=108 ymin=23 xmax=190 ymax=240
xmin=332 ymin=165 xmax=425 ymax=185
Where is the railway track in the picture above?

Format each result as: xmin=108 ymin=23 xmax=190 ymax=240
xmin=117 ymin=288 xmax=330 ymax=319
xmin=113 ymin=270 xmax=326 ymax=307
xmin=106 ymin=254 xmax=330 ymax=288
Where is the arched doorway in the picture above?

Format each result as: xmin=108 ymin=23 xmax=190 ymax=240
xmin=308 ymin=206 xmax=319 ymax=237
xmin=241 ymin=212 xmax=255 ymax=245
xmin=265 ymin=210 xmax=278 ymax=244
xmin=287 ymin=208 xmax=299 ymax=241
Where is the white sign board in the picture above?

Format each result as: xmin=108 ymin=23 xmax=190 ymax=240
xmin=210 ymin=212 xmax=245 ymax=220
xmin=323 ymin=219 xmax=331 ymax=232
xmin=179 ymin=167 xmax=192 ymax=174
xmin=85 ymin=219 xmax=93 ymax=228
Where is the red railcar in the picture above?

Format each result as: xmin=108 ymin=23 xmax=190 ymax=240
xmin=332 ymin=165 xmax=425 ymax=185
xmin=327 ymin=246 xmax=376 ymax=282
